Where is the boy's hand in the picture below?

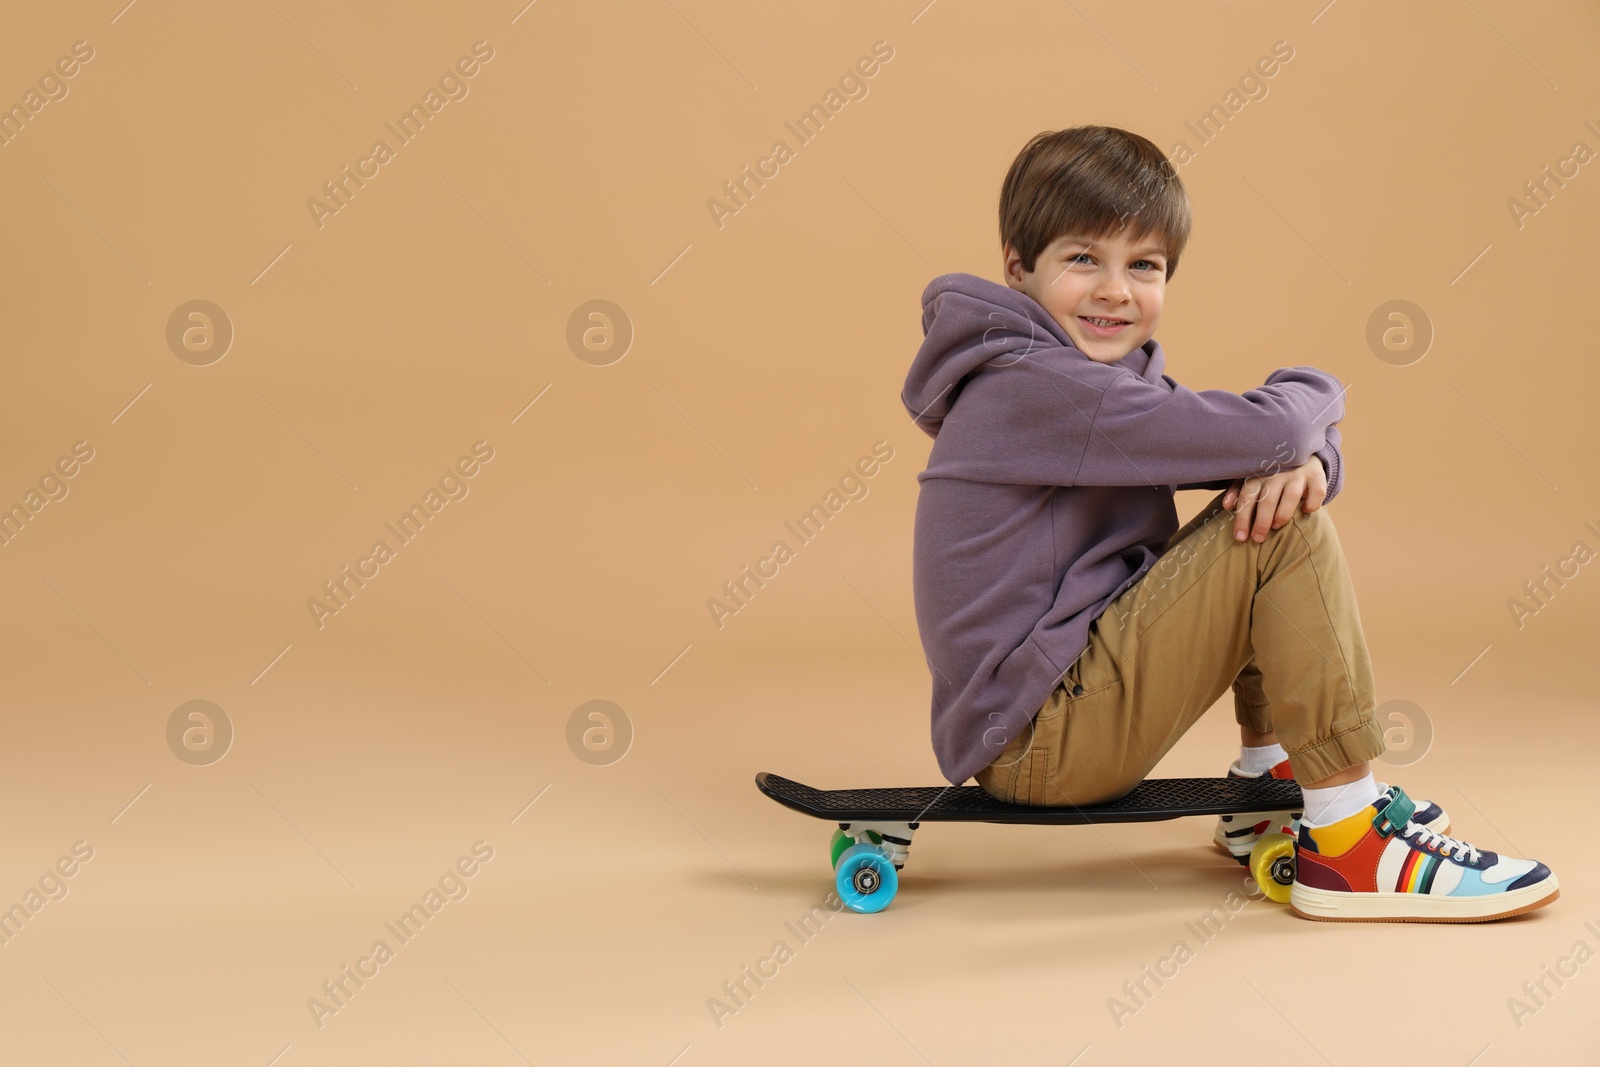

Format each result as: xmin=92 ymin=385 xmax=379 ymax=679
xmin=1221 ymin=458 xmax=1328 ymax=543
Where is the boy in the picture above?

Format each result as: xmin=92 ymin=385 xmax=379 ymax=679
xmin=901 ymin=125 xmax=1558 ymax=922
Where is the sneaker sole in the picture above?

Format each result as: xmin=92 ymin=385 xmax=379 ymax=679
xmin=1289 ymin=875 xmax=1559 ymax=923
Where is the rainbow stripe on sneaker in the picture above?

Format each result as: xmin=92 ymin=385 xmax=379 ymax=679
xmin=1290 ymin=786 xmax=1559 ymax=923
xmin=1395 ymin=846 xmax=1444 ymax=894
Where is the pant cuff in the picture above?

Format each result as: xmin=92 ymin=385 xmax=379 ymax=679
xmin=1234 ymin=698 xmax=1273 ymax=733
xmin=1287 ymin=715 xmax=1386 ymax=783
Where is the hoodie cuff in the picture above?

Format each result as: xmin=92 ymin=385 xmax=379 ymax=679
xmin=1314 ymin=441 xmax=1341 ymax=504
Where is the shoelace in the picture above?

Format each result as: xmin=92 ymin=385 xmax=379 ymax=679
xmin=1402 ymin=821 xmax=1480 ymax=864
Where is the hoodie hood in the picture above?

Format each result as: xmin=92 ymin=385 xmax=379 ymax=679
xmin=902 ymin=273 xmax=1160 ymax=438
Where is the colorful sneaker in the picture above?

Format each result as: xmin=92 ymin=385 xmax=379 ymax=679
xmin=1212 ymin=758 xmax=1449 ymax=864
xmin=1291 ymin=785 xmax=1558 ymax=922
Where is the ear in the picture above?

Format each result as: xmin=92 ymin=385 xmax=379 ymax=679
xmin=1001 ymin=244 xmax=1028 ymax=291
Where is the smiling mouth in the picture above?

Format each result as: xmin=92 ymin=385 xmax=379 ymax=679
xmin=1079 ymin=315 xmax=1131 ymax=336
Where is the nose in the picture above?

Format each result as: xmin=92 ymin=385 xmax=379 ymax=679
xmin=1093 ymin=271 xmax=1132 ymax=306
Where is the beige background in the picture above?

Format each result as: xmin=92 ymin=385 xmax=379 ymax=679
xmin=1 ymin=0 xmax=1597 ymax=1063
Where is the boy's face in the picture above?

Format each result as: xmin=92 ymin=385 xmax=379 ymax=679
xmin=1003 ymin=229 xmax=1167 ymax=364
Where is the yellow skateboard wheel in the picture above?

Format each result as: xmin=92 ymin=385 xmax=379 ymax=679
xmin=1249 ymin=832 xmax=1296 ymax=904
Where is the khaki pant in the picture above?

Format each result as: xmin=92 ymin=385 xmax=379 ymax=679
xmin=975 ymin=491 xmax=1386 ymax=806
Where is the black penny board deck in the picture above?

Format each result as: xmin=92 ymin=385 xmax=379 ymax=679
xmin=757 ymin=771 xmax=1302 ymax=826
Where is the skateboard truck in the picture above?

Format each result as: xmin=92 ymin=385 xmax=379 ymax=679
xmin=835 ymin=821 xmax=919 ymax=870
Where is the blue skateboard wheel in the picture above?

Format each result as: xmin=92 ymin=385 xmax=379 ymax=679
xmin=836 ymin=843 xmax=898 ymax=913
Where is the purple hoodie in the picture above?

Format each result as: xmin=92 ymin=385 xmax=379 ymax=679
xmin=903 ymin=273 xmax=1346 ymax=786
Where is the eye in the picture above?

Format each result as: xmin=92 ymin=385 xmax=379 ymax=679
xmin=1067 ymin=252 xmax=1093 ymax=264
xmin=1134 ymin=259 xmax=1161 ymax=272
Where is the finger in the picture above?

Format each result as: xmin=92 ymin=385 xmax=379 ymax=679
xmin=1252 ymin=485 xmax=1281 ymax=541
xmin=1273 ymin=482 xmax=1301 ymax=529
xmin=1223 ymin=478 xmax=1243 ymax=511
xmin=1303 ymin=468 xmax=1327 ymax=512
xmin=1234 ymin=480 xmax=1260 ymax=540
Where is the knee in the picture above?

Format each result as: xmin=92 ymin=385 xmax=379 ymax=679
xmin=1265 ymin=500 xmax=1333 ymax=545
xmin=1293 ymin=501 xmax=1335 ymax=540
xmin=1301 ymin=501 xmax=1333 ymax=525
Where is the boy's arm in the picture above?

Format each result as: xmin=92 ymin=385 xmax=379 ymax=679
xmin=1180 ymin=422 xmax=1344 ymax=503
xmin=1064 ymin=365 xmax=1346 ymax=488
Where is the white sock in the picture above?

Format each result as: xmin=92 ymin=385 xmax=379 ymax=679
xmin=1300 ymin=772 xmax=1380 ymax=828
xmin=1235 ymin=742 xmax=1288 ymax=776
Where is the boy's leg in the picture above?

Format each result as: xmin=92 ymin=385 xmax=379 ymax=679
xmin=976 ymin=490 xmax=1559 ymax=922
xmin=1002 ymin=490 xmax=1385 ymax=806
xmin=1154 ymin=505 xmax=1277 ymax=745
xmin=1145 ymin=502 xmax=1280 ymax=742
xmin=1165 ymin=509 xmax=1281 ymax=744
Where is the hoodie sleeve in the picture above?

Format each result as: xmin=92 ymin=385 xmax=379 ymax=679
xmin=924 ymin=359 xmax=1347 ymax=491
xmin=1180 ymin=422 xmax=1346 ymax=501
xmin=1067 ymin=365 xmax=1346 ymax=489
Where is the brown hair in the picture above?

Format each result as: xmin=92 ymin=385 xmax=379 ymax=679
xmin=999 ymin=126 xmax=1190 ymax=280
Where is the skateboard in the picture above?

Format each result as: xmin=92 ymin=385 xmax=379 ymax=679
xmin=756 ymin=771 xmax=1304 ymax=913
